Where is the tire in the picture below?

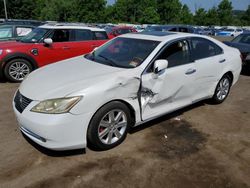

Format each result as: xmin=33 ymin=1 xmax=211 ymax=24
xmin=211 ymin=74 xmax=232 ymax=104
xmin=4 ymin=58 xmax=33 ymax=82
xmin=87 ymin=101 xmax=132 ymax=150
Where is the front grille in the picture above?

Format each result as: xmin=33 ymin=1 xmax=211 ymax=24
xmin=14 ymin=91 xmax=33 ymax=113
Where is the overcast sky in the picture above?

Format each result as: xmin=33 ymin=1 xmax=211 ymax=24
xmin=107 ymin=0 xmax=250 ymax=12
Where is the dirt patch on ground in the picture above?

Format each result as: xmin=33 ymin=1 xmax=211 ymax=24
xmin=137 ymin=119 xmax=207 ymax=159
xmin=0 ymin=76 xmax=249 ymax=188
xmin=27 ymin=156 xmax=144 ymax=188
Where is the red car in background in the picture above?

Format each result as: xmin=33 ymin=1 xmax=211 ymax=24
xmin=0 ymin=24 xmax=109 ymax=82
xmin=107 ymin=26 xmax=137 ymax=38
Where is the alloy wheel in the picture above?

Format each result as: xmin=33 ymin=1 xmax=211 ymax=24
xmin=98 ymin=109 xmax=127 ymax=145
xmin=8 ymin=62 xmax=30 ymax=81
xmin=216 ymin=77 xmax=230 ymax=101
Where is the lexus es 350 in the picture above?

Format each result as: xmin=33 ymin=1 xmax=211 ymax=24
xmin=13 ymin=32 xmax=242 ymax=151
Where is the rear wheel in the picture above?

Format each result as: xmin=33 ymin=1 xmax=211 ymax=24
xmin=211 ymin=74 xmax=232 ymax=104
xmin=4 ymin=59 xmax=33 ymax=82
xmin=87 ymin=101 xmax=132 ymax=150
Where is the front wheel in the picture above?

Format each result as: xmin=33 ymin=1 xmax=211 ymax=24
xmin=211 ymin=75 xmax=232 ymax=104
xmin=87 ymin=101 xmax=132 ymax=150
xmin=4 ymin=59 xmax=33 ymax=82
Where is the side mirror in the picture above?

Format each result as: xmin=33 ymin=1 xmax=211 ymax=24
xmin=44 ymin=38 xmax=53 ymax=46
xmin=154 ymin=59 xmax=168 ymax=74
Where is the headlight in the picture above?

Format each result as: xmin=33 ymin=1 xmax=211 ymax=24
xmin=31 ymin=96 xmax=82 ymax=114
xmin=0 ymin=49 xmax=3 ymax=55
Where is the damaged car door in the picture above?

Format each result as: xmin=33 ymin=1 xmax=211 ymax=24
xmin=140 ymin=39 xmax=196 ymax=120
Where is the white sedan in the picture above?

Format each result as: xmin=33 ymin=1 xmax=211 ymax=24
xmin=13 ymin=32 xmax=242 ymax=151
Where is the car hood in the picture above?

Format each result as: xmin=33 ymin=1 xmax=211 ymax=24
xmin=223 ymin=41 xmax=250 ymax=53
xmin=19 ymin=56 xmax=131 ymax=100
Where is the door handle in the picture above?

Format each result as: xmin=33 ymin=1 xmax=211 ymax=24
xmin=219 ymin=59 xmax=226 ymax=63
xmin=91 ymin=45 xmax=99 ymax=48
xmin=62 ymin=46 xmax=70 ymax=50
xmin=185 ymin=68 xmax=196 ymax=75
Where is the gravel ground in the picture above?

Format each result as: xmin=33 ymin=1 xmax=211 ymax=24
xmin=0 ymin=71 xmax=249 ymax=188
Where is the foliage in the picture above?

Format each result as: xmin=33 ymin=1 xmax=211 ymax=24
xmin=217 ymin=0 xmax=233 ymax=26
xmin=0 ymin=0 xmax=249 ymax=26
xmin=179 ymin=4 xmax=193 ymax=24
xmin=194 ymin=8 xmax=207 ymax=26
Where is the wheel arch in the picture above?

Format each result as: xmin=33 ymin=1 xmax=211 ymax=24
xmin=223 ymin=71 xmax=234 ymax=83
xmin=88 ymin=99 xmax=136 ymax=130
xmin=1 ymin=52 xmax=38 ymax=70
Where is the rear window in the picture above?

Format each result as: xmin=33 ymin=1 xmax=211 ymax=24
xmin=16 ymin=27 xmax=33 ymax=36
xmin=190 ymin=38 xmax=223 ymax=60
xmin=74 ymin=29 xmax=92 ymax=41
xmin=94 ymin=31 xmax=108 ymax=40
xmin=117 ymin=29 xmax=131 ymax=34
xmin=0 ymin=26 xmax=12 ymax=38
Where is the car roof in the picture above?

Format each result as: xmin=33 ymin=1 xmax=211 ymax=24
xmin=119 ymin=31 xmax=215 ymax=42
xmin=113 ymin=26 xmax=133 ymax=29
xmin=0 ymin=24 xmax=35 ymax=28
xmin=39 ymin=24 xmax=105 ymax=32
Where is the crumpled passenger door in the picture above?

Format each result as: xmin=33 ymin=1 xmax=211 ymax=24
xmin=140 ymin=63 xmax=196 ymax=121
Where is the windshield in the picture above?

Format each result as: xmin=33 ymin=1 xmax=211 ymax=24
xmin=0 ymin=26 xmax=12 ymax=39
xmin=20 ymin=27 xmax=49 ymax=43
xmin=85 ymin=37 xmax=160 ymax=68
xmin=145 ymin=26 xmax=163 ymax=32
xmin=232 ymin=34 xmax=250 ymax=44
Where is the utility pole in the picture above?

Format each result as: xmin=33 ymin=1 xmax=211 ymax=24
xmin=3 ymin=0 xmax=8 ymax=19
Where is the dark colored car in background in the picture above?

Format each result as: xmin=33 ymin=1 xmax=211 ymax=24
xmin=107 ymin=26 xmax=137 ymax=38
xmin=0 ymin=24 xmax=35 ymax=41
xmin=0 ymin=19 xmax=45 ymax=41
xmin=144 ymin=25 xmax=195 ymax=33
xmin=224 ymin=33 xmax=250 ymax=69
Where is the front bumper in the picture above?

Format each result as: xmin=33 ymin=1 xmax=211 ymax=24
xmin=13 ymin=100 xmax=92 ymax=151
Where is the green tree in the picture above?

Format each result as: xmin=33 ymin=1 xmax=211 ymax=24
xmin=205 ymin=7 xmax=219 ymax=25
xmin=139 ymin=6 xmax=160 ymax=24
xmin=157 ymin=0 xmax=182 ymax=24
xmin=0 ymin=0 xmax=38 ymax=19
xmin=194 ymin=8 xmax=207 ymax=25
xmin=179 ymin=4 xmax=193 ymax=24
xmin=71 ymin=0 xmax=106 ymax=22
xmin=217 ymin=0 xmax=233 ymax=26
xmin=241 ymin=5 xmax=250 ymax=25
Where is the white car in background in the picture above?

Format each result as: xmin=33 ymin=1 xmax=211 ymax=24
xmin=13 ymin=32 xmax=242 ymax=151
xmin=216 ymin=28 xmax=243 ymax=37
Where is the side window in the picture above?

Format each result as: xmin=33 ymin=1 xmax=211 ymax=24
xmin=51 ymin=29 xmax=71 ymax=42
xmin=0 ymin=27 xmax=13 ymax=38
xmin=16 ymin=27 xmax=32 ymax=36
xmin=157 ymin=40 xmax=190 ymax=68
xmin=74 ymin=29 xmax=92 ymax=41
xmin=118 ymin=29 xmax=131 ymax=34
xmin=190 ymin=38 xmax=223 ymax=60
xmin=179 ymin=27 xmax=188 ymax=33
xmin=169 ymin=27 xmax=177 ymax=32
xmin=94 ymin=31 xmax=108 ymax=40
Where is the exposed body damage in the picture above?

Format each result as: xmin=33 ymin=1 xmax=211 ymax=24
xmin=13 ymin=32 xmax=242 ymax=150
